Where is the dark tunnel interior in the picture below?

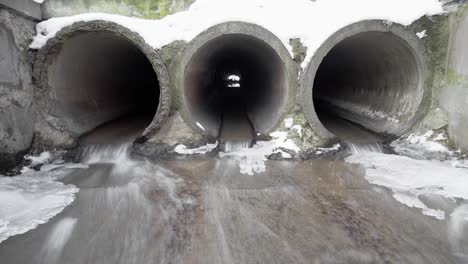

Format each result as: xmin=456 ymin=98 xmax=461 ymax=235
xmin=184 ymin=34 xmax=288 ymax=138
xmin=313 ymin=31 xmax=421 ymax=137
xmin=48 ymin=31 xmax=160 ymax=136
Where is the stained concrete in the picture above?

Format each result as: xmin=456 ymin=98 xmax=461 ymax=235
xmin=33 ymin=21 xmax=171 ymax=148
xmin=443 ymin=6 xmax=468 ymax=151
xmin=0 ymin=8 xmax=36 ymax=172
xmin=0 ymin=0 xmax=41 ymax=20
xmin=301 ymin=20 xmax=427 ymax=142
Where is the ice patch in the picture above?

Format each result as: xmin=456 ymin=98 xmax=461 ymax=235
xmin=346 ymin=152 xmax=468 ymax=220
xmin=174 ymin=141 xmax=218 ymax=155
xmin=391 ymin=130 xmax=453 ymax=160
xmin=220 ymin=131 xmax=299 ymax=175
xmin=0 ymin=166 xmax=82 ymax=243
xmin=30 ymin=0 xmax=443 ymax=68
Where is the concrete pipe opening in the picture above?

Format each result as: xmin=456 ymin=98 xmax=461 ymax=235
xmin=35 ymin=22 xmax=171 ymax=143
xmin=182 ymin=23 xmax=289 ymax=140
xmin=302 ymin=21 xmax=426 ymax=142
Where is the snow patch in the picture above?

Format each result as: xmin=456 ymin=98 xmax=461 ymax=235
xmin=25 ymin=151 xmax=52 ymax=166
xmin=391 ymin=130 xmax=453 ymax=160
xmin=416 ymin=29 xmax=427 ymax=38
xmin=315 ymin=143 xmax=341 ymax=155
xmin=284 ymin=118 xmax=294 ymax=129
xmin=31 ymin=0 xmax=443 ymax=68
xmin=174 ymin=141 xmax=218 ymax=155
xmin=220 ymin=131 xmax=299 ymax=175
xmin=0 ymin=166 xmax=83 ymax=243
xmin=346 ymin=152 xmax=468 ymax=220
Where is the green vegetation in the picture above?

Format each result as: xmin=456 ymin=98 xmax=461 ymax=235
xmin=123 ymin=0 xmax=173 ymax=19
xmin=57 ymin=0 xmax=194 ymax=19
xmin=446 ymin=68 xmax=468 ymax=86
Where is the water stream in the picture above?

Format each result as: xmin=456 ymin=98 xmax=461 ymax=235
xmin=0 ymin=117 xmax=467 ymax=263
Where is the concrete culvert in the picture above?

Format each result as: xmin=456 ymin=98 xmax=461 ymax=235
xmin=34 ymin=21 xmax=171 ymax=143
xmin=181 ymin=22 xmax=292 ymax=139
xmin=302 ymin=20 xmax=427 ymax=141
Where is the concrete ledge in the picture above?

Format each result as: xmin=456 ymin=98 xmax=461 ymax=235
xmin=0 ymin=0 xmax=41 ymax=20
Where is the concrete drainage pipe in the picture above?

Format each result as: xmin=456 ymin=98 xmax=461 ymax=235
xmin=33 ymin=21 xmax=171 ymax=143
xmin=179 ymin=22 xmax=295 ymax=138
xmin=301 ymin=20 xmax=428 ymax=141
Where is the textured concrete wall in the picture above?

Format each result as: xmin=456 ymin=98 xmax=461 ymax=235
xmin=0 ymin=0 xmax=41 ymax=20
xmin=442 ymin=5 xmax=468 ymax=150
xmin=0 ymin=8 xmax=36 ymax=171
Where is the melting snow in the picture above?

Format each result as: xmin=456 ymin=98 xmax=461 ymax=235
xmin=346 ymin=152 xmax=468 ymax=220
xmin=174 ymin=141 xmax=218 ymax=155
xmin=284 ymin=118 xmax=294 ymax=129
xmin=416 ymin=29 xmax=427 ymax=38
xmin=25 ymin=151 xmax=52 ymax=166
xmin=391 ymin=130 xmax=453 ymax=160
xmin=315 ymin=143 xmax=341 ymax=155
xmin=220 ymin=131 xmax=299 ymax=175
xmin=0 ymin=165 xmax=84 ymax=243
xmin=30 ymin=0 xmax=443 ymax=68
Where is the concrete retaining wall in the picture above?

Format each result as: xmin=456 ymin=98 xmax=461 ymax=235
xmin=5 ymin=1 xmax=468 ymax=170
xmin=0 ymin=6 xmax=37 ymax=172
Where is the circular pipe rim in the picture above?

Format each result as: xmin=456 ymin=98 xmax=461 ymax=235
xmin=300 ymin=20 xmax=428 ymax=141
xmin=32 ymin=20 xmax=171 ymax=143
xmin=177 ymin=21 xmax=297 ymax=136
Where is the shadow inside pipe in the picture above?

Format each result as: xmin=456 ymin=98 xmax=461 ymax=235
xmin=313 ymin=31 xmax=421 ymax=139
xmin=47 ymin=31 xmax=160 ymax=138
xmin=184 ymin=34 xmax=288 ymax=139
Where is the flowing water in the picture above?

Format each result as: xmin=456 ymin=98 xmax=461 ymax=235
xmin=0 ymin=116 xmax=467 ymax=263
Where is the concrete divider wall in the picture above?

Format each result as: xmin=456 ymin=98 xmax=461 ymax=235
xmin=0 ymin=3 xmax=39 ymax=172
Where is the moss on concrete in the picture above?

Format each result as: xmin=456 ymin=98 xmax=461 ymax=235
xmin=446 ymin=68 xmax=468 ymax=86
xmin=289 ymin=38 xmax=307 ymax=64
xmin=42 ymin=0 xmax=195 ymax=19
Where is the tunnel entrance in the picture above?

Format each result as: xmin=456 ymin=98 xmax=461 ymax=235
xmin=47 ymin=31 xmax=160 ymax=137
xmin=184 ymin=33 xmax=288 ymax=140
xmin=312 ymin=30 xmax=423 ymax=139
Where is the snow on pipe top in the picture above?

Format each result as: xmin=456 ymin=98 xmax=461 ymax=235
xmin=30 ymin=0 xmax=443 ymax=68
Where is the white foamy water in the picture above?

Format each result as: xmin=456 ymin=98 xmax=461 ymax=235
xmin=448 ymin=204 xmax=468 ymax=258
xmin=39 ymin=217 xmax=78 ymax=264
xmin=224 ymin=140 xmax=251 ymax=152
xmin=346 ymin=142 xmax=384 ymax=154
